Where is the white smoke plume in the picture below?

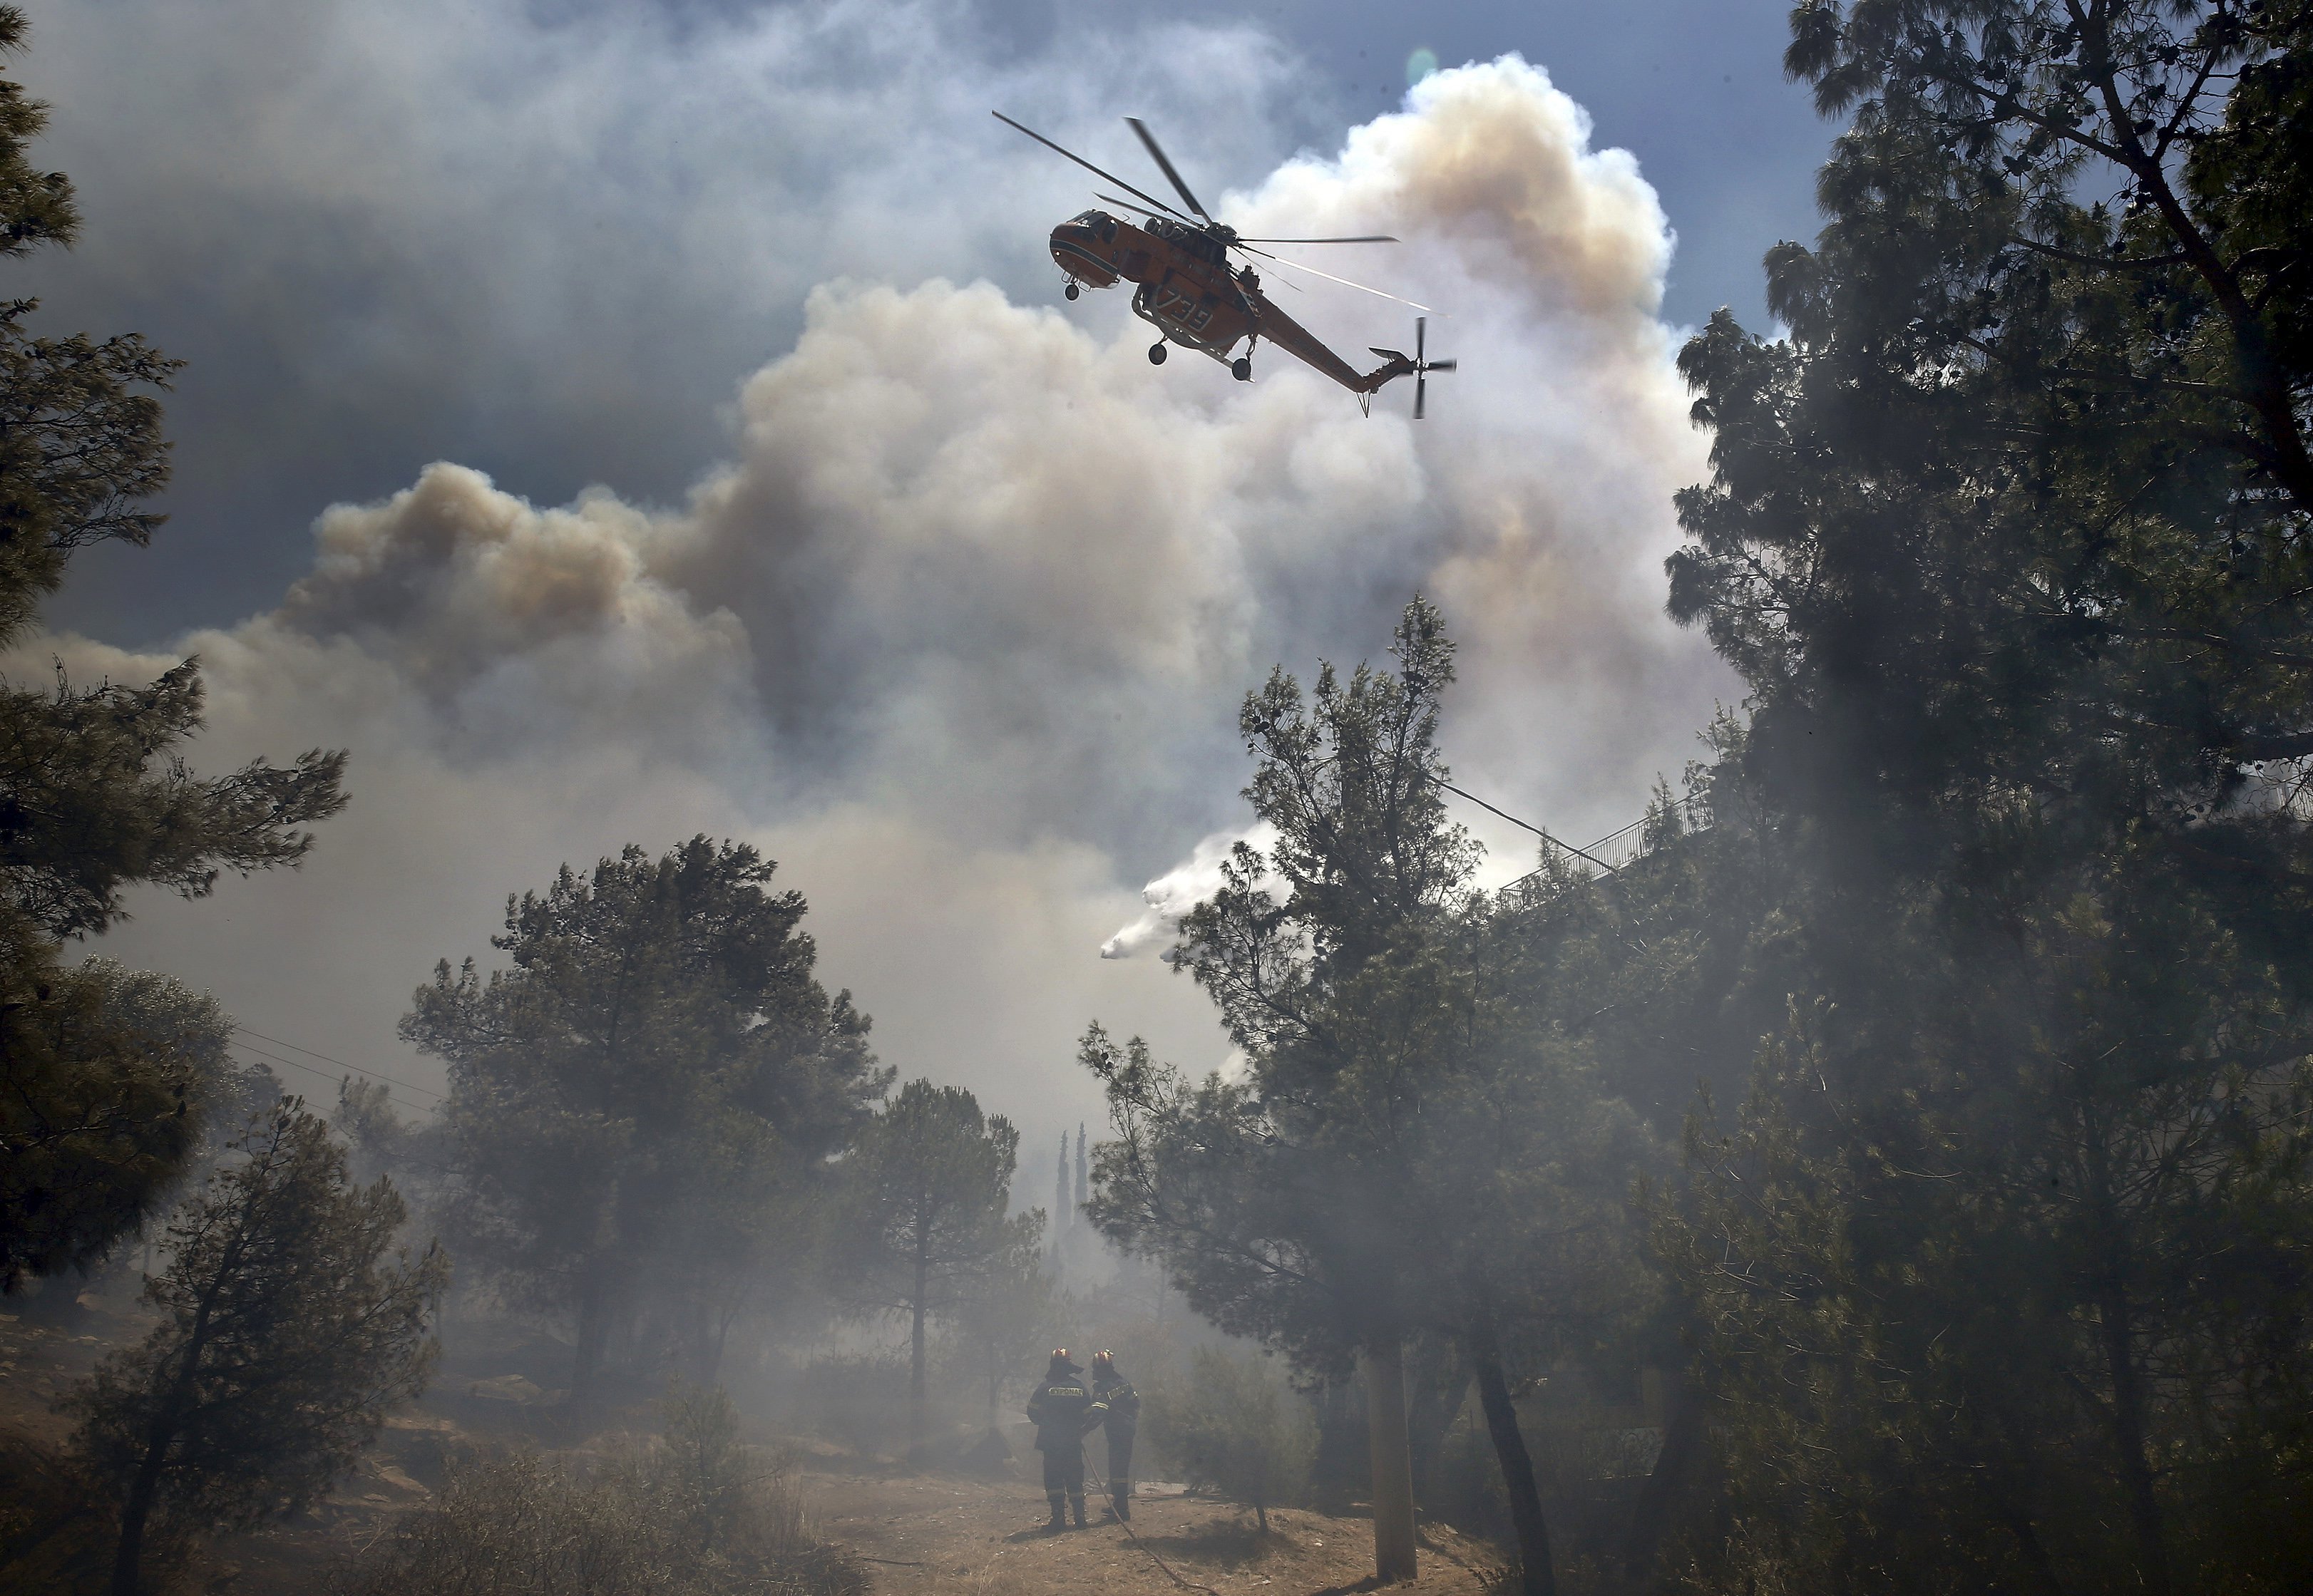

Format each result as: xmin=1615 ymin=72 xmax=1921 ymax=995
xmin=1101 ymin=823 xmax=1280 ymax=962
xmin=16 ymin=46 xmax=1736 ymax=1150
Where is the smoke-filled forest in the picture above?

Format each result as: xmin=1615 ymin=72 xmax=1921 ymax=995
xmin=5 ymin=1 xmax=2313 ymax=1593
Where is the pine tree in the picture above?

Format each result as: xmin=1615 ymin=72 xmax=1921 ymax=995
xmin=1084 ymin=600 xmax=1655 ymax=1596
xmin=1653 ymin=4 xmax=2313 ymax=1589
xmin=63 ymin=1103 xmax=443 ymax=1596
xmin=950 ymin=1213 xmax=1058 ymax=1438
xmin=0 ymin=6 xmax=347 ymax=1289
xmin=403 ymin=838 xmax=886 ymax=1406
xmin=836 ymin=1078 xmax=1030 ymax=1458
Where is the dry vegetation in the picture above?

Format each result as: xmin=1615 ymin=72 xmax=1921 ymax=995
xmin=1 ymin=1288 xmax=1502 ymax=1596
xmin=806 ymin=1471 xmax=1502 ymax=1596
xmin=334 ymin=1448 xmax=865 ymax=1596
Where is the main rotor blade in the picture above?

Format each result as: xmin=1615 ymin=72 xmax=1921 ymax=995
xmin=1240 ymin=246 xmax=1435 ymax=312
xmin=1097 ymin=192 xmax=1170 ymax=220
xmin=1234 ymin=234 xmax=1400 ymax=244
xmin=1125 ymin=117 xmax=1211 ymax=222
xmin=993 ymin=112 xmax=1191 ymax=223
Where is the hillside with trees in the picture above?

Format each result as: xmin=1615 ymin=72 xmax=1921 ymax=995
xmin=1075 ymin=4 xmax=2313 ymax=1594
xmin=6 ymin=2 xmax=2313 ymax=1595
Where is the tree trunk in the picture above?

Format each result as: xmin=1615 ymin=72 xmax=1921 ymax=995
xmin=572 ymin=1260 xmax=610 ymax=1411
xmin=701 ymin=1299 xmax=731 ymax=1386
xmin=1466 ymin=1312 xmax=1557 ymax=1596
xmin=1973 ymin=1472 xmax=2070 ymax=1596
xmin=111 ymin=1436 xmax=168 ymax=1596
xmin=2098 ymin=1277 xmax=2170 ymax=1596
xmin=2083 ymin=1121 xmax=2170 ymax=1596
xmin=113 ymin=1219 xmax=236 ymax=1596
xmin=1360 ymin=1339 xmax=1417 ymax=1583
xmin=1619 ymin=1368 xmax=1700 ymax=1582
xmin=909 ymin=1238 xmax=930 ymax=1460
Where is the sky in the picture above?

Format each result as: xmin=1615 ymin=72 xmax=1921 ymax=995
xmin=7 ymin=0 xmax=1831 ymax=1163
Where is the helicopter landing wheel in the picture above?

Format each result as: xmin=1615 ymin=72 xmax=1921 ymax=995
xmin=1148 ymin=342 xmax=1168 ymax=365
xmin=1064 ymin=282 xmax=1079 ymax=301
xmin=1231 ymin=356 xmax=1251 ymax=381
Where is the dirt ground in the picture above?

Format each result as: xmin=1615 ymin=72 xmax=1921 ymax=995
xmin=811 ymin=1471 xmax=1502 ymax=1596
xmin=4 ymin=1297 xmax=1503 ymax=1596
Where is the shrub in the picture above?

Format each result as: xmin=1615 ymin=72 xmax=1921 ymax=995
xmin=337 ymin=1386 xmax=863 ymax=1596
xmin=0 ymin=1433 xmax=116 ymax=1594
xmin=1147 ymin=1347 xmax=1314 ymax=1531
xmin=786 ymin=1352 xmax=917 ymax=1458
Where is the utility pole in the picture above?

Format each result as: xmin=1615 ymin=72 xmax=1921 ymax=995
xmin=1361 ymin=1337 xmax=1417 ymax=1582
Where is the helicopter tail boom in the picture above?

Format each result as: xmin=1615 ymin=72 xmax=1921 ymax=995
xmin=1250 ymin=297 xmax=1405 ymax=395
xmin=1352 ymin=351 xmax=1420 ymax=395
xmin=1368 ymin=317 xmax=1455 ymax=417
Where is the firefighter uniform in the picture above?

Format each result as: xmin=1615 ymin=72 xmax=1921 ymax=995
xmin=1089 ymin=1354 xmax=1140 ymax=1522
xmin=1025 ymin=1353 xmax=1107 ymax=1529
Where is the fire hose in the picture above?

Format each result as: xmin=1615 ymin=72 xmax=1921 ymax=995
xmin=1079 ymin=1436 xmax=1221 ymax=1596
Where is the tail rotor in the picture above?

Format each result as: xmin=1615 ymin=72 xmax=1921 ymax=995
xmin=1414 ymin=316 xmax=1455 ymax=420
xmin=1370 ymin=316 xmax=1456 ymax=419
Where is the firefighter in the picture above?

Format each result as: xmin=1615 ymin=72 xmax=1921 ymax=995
xmin=1025 ymin=1348 xmax=1106 ymax=1530
xmin=1088 ymin=1349 xmax=1140 ymax=1522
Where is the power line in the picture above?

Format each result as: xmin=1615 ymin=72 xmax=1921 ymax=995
xmin=230 ymin=1025 xmax=443 ymax=1101
xmin=227 ymin=1041 xmax=443 ymax=1119
xmin=1428 ymin=775 xmax=1623 ymax=877
xmin=224 ymin=1043 xmax=462 ymax=1178
xmin=1461 ymin=787 xmax=1710 ymax=902
xmin=227 ymin=1041 xmax=438 ymax=1115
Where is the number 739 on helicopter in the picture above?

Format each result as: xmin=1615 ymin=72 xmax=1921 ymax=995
xmin=994 ymin=112 xmax=1455 ymax=418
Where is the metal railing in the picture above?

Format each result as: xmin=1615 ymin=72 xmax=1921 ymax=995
xmin=1488 ymin=788 xmax=1711 ymax=902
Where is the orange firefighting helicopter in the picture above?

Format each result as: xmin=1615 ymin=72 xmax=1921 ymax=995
xmin=995 ymin=112 xmax=1455 ymax=418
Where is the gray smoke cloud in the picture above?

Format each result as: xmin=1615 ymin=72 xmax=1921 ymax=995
xmin=19 ymin=0 xmax=1324 ymax=634
xmin=14 ymin=51 xmax=1735 ymax=1153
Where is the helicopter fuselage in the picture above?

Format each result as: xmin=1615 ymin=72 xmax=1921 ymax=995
xmin=1050 ymin=210 xmax=1255 ymax=361
xmin=1047 ymin=210 xmax=1407 ymax=393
